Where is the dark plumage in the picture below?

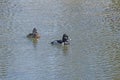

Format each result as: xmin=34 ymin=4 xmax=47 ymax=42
xmin=51 ymin=34 xmax=70 ymax=45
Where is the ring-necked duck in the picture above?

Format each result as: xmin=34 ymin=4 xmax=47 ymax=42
xmin=51 ymin=34 xmax=70 ymax=45
xmin=27 ymin=28 xmax=40 ymax=39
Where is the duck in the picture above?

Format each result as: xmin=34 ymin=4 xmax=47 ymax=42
xmin=51 ymin=34 xmax=70 ymax=45
xmin=27 ymin=28 xmax=40 ymax=39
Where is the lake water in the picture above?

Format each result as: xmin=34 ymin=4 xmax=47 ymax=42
xmin=0 ymin=0 xmax=120 ymax=80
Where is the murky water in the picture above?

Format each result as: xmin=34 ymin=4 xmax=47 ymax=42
xmin=0 ymin=0 xmax=120 ymax=80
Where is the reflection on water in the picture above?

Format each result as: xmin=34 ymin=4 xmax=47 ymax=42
xmin=51 ymin=44 xmax=70 ymax=55
xmin=0 ymin=44 xmax=13 ymax=79
xmin=0 ymin=0 xmax=120 ymax=80
xmin=108 ymin=42 xmax=120 ymax=80
xmin=99 ymin=0 xmax=120 ymax=80
xmin=62 ymin=45 xmax=69 ymax=54
xmin=97 ymin=41 xmax=120 ymax=80
xmin=27 ymin=38 xmax=39 ymax=48
xmin=111 ymin=0 xmax=120 ymax=10
xmin=104 ymin=0 xmax=120 ymax=32
xmin=0 ymin=1 xmax=16 ymax=80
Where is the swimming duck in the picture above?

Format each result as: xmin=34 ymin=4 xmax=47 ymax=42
xmin=51 ymin=34 xmax=70 ymax=45
xmin=27 ymin=28 xmax=40 ymax=39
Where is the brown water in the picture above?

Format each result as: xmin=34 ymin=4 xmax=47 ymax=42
xmin=0 ymin=0 xmax=120 ymax=80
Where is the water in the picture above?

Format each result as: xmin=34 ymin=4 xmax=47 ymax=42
xmin=0 ymin=0 xmax=120 ymax=80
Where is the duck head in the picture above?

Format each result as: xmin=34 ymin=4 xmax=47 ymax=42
xmin=32 ymin=28 xmax=37 ymax=33
xmin=62 ymin=34 xmax=69 ymax=42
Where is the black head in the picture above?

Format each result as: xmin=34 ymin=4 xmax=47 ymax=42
xmin=62 ymin=34 xmax=69 ymax=42
xmin=32 ymin=28 xmax=37 ymax=33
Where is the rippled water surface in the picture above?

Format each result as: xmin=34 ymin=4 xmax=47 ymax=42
xmin=0 ymin=0 xmax=120 ymax=80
